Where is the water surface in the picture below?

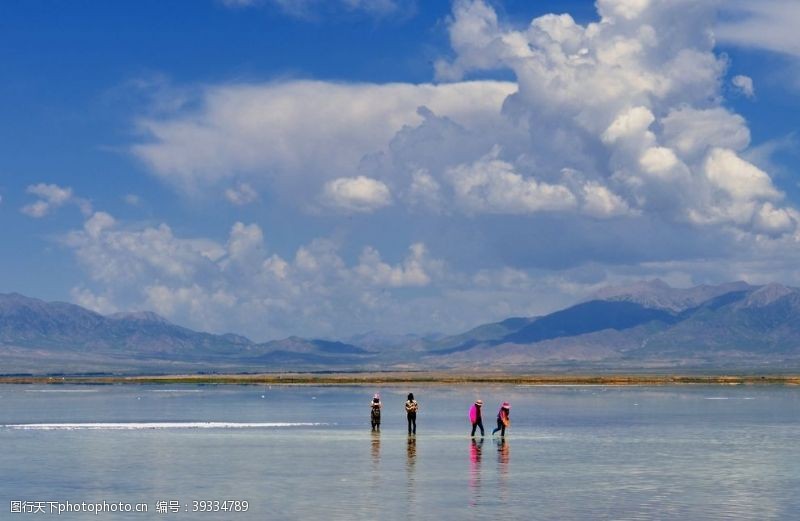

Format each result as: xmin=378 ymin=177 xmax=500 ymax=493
xmin=2 ymin=384 xmax=799 ymax=520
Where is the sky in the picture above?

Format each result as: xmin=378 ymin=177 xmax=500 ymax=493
xmin=1 ymin=0 xmax=799 ymax=342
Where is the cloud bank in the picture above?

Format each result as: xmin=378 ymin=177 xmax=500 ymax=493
xmin=70 ymin=0 xmax=800 ymax=338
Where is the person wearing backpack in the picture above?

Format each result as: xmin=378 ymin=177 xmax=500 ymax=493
xmin=370 ymin=393 xmax=382 ymax=431
xmin=491 ymin=402 xmax=511 ymax=437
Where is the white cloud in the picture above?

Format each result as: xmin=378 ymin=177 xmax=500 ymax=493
xmin=321 ymin=176 xmax=392 ymax=213
xmin=596 ymin=0 xmax=651 ymax=22
xmin=660 ymin=106 xmax=750 ymax=160
xmin=638 ymin=147 xmax=682 ymax=179
xmin=224 ymin=182 xmax=259 ymax=206
xmin=717 ymin=1 xmax=800 ymax=58
xmin=61 ymin=211 xmax=451 ymax=338
xmin=601 ymin=106 xmax=655 ymax=144
xmin=355 ymin=243 xmax=434 ymax=287
xmin=434 ymin=0 xmax=796 ymax=236
xmin=70 ymin=287 xmax=118 ymax=315
xmin=580 ymin=181 xmax=633 ymax=218
xmin=703 ymin=148 xmax=781 ymax=202
xmin=133 ymin=80 xmax=515 ymax=195
xmin=445 ymin=148 xmax=577 ymax=214
xmin=406 ymin=169 xmax=443 ymax=211
xmin=105 ymin=0 xmax=800 ymax=338
xmin=22 ymin=183 xmax=91 ymax=218
xmin=731 ymin=75 xmax=755 ymax=98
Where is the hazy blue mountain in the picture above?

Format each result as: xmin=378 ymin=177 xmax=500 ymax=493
xmin=422 ymin=281 xmax=800 ymax=369
xmin=4 ymin=281 xmax=800 ymax=373
xmin=0 ymin=293 xmax=371 ymax=373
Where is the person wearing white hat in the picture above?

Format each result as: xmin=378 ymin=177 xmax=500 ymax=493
xmin=469 ymin=399 xmax=485 ymax=437
xmin=370 ymin=393 xmax=382 ymax=431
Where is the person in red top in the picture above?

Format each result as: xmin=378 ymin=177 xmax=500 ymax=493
xmin=491 ymin=402 xmax=510 ymax=437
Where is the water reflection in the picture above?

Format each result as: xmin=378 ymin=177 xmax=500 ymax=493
xmin=469 ymin=438 xmax=483 ymax=507
xmin=406 ymin=435 xmax=417 ymax=514
xmin=406 ymin=435 xmax=417 ymax=469
xmin=496 ymin=438 xmax=510 ymax=503
xmin=370 ymin=431 xmax=381 ymax=468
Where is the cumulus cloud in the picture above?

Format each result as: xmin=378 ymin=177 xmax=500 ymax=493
xmin=70 ymin=287 xmax=118 ymax=315
xmin=224 ymin=182 xmax=259 ymax=206
xmin=21 ymin=183 xmax=92 ymax=218
xmin=111 ymin=0 xmax=800 ymax=337
xmin=321 ymin=176 xmax=392 ymax=213
xmin=433 ymin=0 xmax=794 ymax=236
xmin=62 ymin=212 xmax=451 ymax=338
xmin=731 ymin=75 xmax=755 ymax=98
xmin=133 ymin=80 xmax=514 ymax=195
xmin=445 ymin=148 xmax=577 ymax=214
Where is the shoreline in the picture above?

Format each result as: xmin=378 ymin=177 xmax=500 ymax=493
xmin=1 ymin=373 xmax=800 ymax=386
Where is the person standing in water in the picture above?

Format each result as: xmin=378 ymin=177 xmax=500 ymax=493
xmin=469 ymin=399 xmax=484 ymax=437
xmin=405 ymin=393 xmax=419 ymax=435
xmin=491 ymin=402 xmax=511 ymax=437
xmin=370 ymin=393 xmax=382 ymax=431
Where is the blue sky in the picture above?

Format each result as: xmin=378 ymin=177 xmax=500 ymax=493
xmin=1 ymin=0 xmax=799 ymax=341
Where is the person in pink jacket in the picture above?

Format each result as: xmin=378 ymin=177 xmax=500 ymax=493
xmin=469 ymin=399 xmax=484 ymax=437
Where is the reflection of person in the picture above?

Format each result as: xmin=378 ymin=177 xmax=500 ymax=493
xmin=497 ymin=438 xmax=509 ymax=466
xmin=469 ymin=399 xmax=484 ymax=437
xmin=491 ymin=402 xmax=511 ymax=437
xmin=469 ymin=437 xmax=483 ymax=507
xmin=371 ymin=430 xmax=381 ymax=465
xmin=370 ymin=393 xmax=382 ymax=431
xmin=470 ymin=437 xmax=483 ymax=464
xmin=405 ymin=393 xmax=419 ymax=435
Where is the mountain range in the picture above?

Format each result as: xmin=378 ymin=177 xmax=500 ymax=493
xmin=3 ymin=280 xmax=800 ymax=374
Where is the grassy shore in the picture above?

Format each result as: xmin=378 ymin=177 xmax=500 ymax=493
xmin=1 ymin=372 xmax=800 ymax=386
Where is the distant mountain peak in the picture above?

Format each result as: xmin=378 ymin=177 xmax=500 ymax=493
xmin=742 ymin=283 xmax=797 ymax=308
xmin=108 ymin=311 xmax=171 ymax=324
xmin=589 ymin=280 xmax=754 ymax=312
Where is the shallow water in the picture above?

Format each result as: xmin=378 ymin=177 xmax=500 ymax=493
xmin=1 ymin=384 xmax=799 ymax=520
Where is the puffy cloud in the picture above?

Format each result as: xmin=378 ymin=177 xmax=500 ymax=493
xmin=224 ymin=182 xmax=259 ymax=206
xmin=22 ymin=183 xmax=91 ymax=218
xmin=355 ymin=243 xmax=434 ymax=287
xmin=108 ymin=0 xmax=800 ymax=338
xmin=731 ymin=75 xmax=755 ymax=98
xmin=601 ymin=106 xmax=655 ymax=144
xmin=660 ymin=106 xmax=750 ymax=160
xmin=405 ymin=169 xmax=443 ymax=212
xmin=61 ymin=212 xmax=451 ymax=338
xmin=596 ymin=0 xmax=651 ymax=21
xmin=445 ymin=149 xmax=577 ymax=214
xmin=133 ymin=80 xmax=515 ymax=194
xmin=321 ymin=176 xmax=392 ymax=213
xmin=579 ymin=181 xmax=634 ymax=218
xmin=70 ymin=287 xmax=118 ymax=315
xmin=685 ymin=148 xmax=790 ymax=233
xmin=703 ymin=148 xmax=781 ymax=202
xmin=434 ymin=0 xmax=795 ymax=236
